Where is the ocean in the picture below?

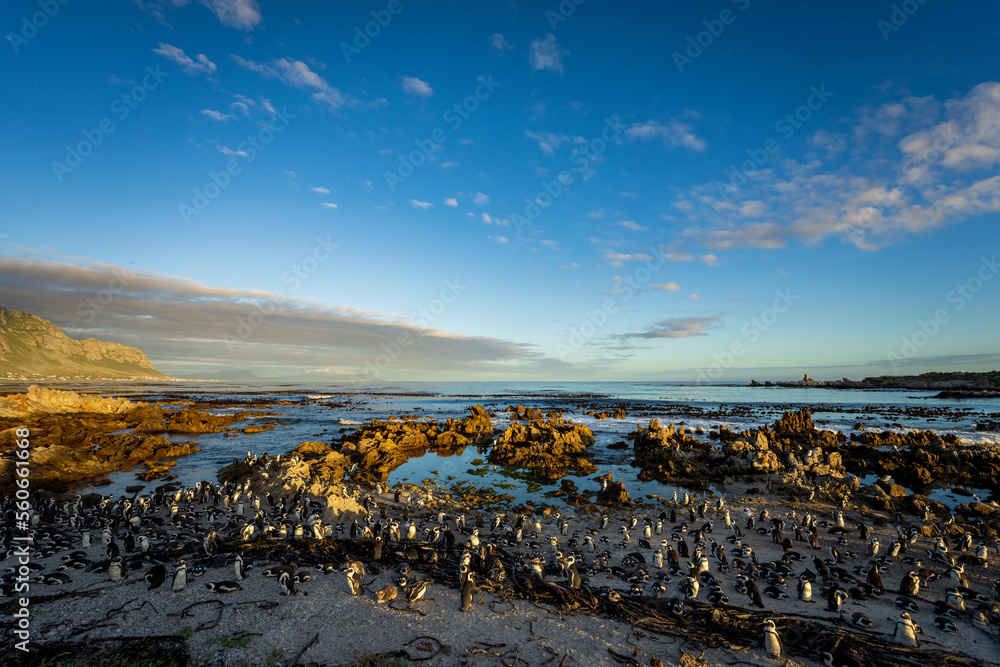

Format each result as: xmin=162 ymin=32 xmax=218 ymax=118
xmin=15 ymin=381 xmax=1000 ymax=507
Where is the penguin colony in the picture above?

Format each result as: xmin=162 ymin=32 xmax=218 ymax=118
xmin=3 ymin=471 xmax=999 ymax=664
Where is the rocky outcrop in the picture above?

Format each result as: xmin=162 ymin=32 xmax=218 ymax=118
xmin=488 ymin=417 xmax=596 ymax=481
xmin=243 ymin=405 xmax=495 ymax=487
xmin=839 ymin=434 xmax=1000 ymax=493
xmin=0 ymin=306 xmax=172 ymax=380
xmin=0 ymin=387 xmax=266 ymax=493
xmin=0 ymin=384 xmax=140 ymax=418
xmin=632 ymin=409 xmax=847 ymax=484
xmin=596 ymin=478 xmax=631 ymax=506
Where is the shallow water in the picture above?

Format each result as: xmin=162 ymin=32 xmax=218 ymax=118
xmin=13 ymin=381 xmax=998 ymax=506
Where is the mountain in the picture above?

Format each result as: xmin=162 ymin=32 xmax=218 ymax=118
xmin=0 ymin=306 xmax=173 ymax=380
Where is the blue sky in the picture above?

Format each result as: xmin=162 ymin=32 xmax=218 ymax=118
xmin=2 ymin=0 xmax=999 ymax=381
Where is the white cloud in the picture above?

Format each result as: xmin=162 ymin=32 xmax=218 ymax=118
xmin=626 ymin=315 xmax=721 ymax=339
xmin=604 ymin=251 xmax=652 ymax=267
xmin=444 ymin=198 xmax=458 ymax=207
xmin=401 ymin=76 xmax=433 ymax=97
xmin=650 ymin=283 xmax=680 ymax=291
xmin=473 ymin=192 xmax=490 ymax=205
xmin=312 ymin=187 xmax=330 ymax=194
xmin=439 ymin=161 xmax=459 ymax=169
xmin=618 ymin=220 xmax=646 ymax=231
xmin=620 ymin=191 xmax=640 ymax=198
xmin=201 ymin=0 xmax=262 ymax=30
xmin=675 ymin=80 xmax=1000 ymax=252
xmin=688 ymin=294 xmax=700 ymax=301
xmin=525 ymin=130 xmax=570 ymax=156
xmin=216 ymin=145 xmax=249 ymax=158
xmin=201 ymin=109 xmax=234 ymax=122
xmin=529 ymin=34 xmax=568 ymax=74
xmin=540 ymin=240 xmax=558 ymax=249
xmin=626 ymin=118 xmax=707 ymax=152
xmin=321 ymin=203 xmax=338 ymax=209
xmin=152 ymin=43 xmax=216 ymax=76
xmin=232 ymin=55 xmax=348 ymax=110
xmin=495 ymin=236 xmax=509 ymax=243
xmin=482 ymin=213 xmax=492 ymax=224
xmin=490 ymin=33 xmax=513 ymax=53
xmin=409 ymin=199 xmax=433 ymax=208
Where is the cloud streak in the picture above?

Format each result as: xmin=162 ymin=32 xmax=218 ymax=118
xmin=0 ymin=258 xmax=556 ymax=379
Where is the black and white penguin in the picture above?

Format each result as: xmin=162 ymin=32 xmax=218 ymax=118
xmin=797 ymin=574 xmax=813 ymax=602
xmin=278 ymin=570 xmax=296 ymax=596
xmin=145 ymin=564 xmax=166 ymax=590
xmin=826 ymin=587 xmax=848 ymax=613
xmin=933 ymin=616 xmax=958 ymax=633
xmin=171 ymin=560 xmax=187 ymax=592
xmin=566 ymin=556 xmax=581 ymax=590
xmin=234 ymin=553 xmax=245 ymax=581
xmin=851 ymin=611 xmax=872 ymax=628
xmin=894 ymin=612 xmax=919 ymax=647
xmin=206 ymin=581 xmax=243 ymax=593
xmin=460 ymin=572 xmax=478 ymax=612
xmin=762 ymin=619 xmax=781 ymax=659
xmin=345 ymin=561 xmax=364 ymax=596
xmin=895 ymin=596 xmax=918 ymax=613
xmin=108 ymin=556 xmax=124 ymax=582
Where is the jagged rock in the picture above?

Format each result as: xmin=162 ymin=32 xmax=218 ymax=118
xmin=597 ymin=480 xmax=631 ymax=506
xmin=0 ymin=384 xmax=141 ymax=418
xmin=488 ymin=416 xmax=596 ymax=480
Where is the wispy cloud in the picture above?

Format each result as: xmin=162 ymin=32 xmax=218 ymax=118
xmin=401 ymin=76 xmax=433 ymax=97
xmin=409 ymin=199 xmax=433 ymax=208
xmin=311 ymin=187 xmax=330 ymax=194
xmin=650 ymin=282 xmax=680 ymax=291
xmin=321 ymin=203 xmax=338 ymax=209
xmin=201 ymin=0 xmax=262 ymax=30
xmin=152 ymin=43 xmax=216 ymax=76
xmin=604 ymin=251 xmax=652 ymax=267
xmin=626 ymin=118 xmax=707 ymax=152
xmin=490 ymin=33 xmax=513 ymax=54
xmin=0 ymin=257 xmax=553 ymax=379
xmin=444 ymin=198 xmax=458 ymax=207
xmin=201 ymin=109 xmax=234 ymax=122
xmin=473 ymin=192 xmax=490 ymax=205
xmin=232 ymin=55 xmax=348 ymax=110
xmin=625 ymin=315 xmax=722 ymax=339
xmin=529 ymin=34 xmax=568 ymax=74
xmin=618 ymin=220 xmax=646 ymax=231
xmin=525 ymin=130 xmax=570 ymax=156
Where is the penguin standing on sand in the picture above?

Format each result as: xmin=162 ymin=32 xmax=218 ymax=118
xmin=894 ymin=612 xmax=919 ymax=648
xmin=345 ymin=561 xmax=365 ymax=596
xmin=171 ymin=561 xmax=187 ymax=592
xmin=797 ymin=574 xmax=812 ymax=602
xmin=566 ymin=556 xmax=581 ymax=590
xmin=745 ymin=578 xmax=765 ymax=608
xmin=762 ymin=619 xmax=782 ymax=659
xmin=460 ymin=572 xmax=478 ymax=611
xmin=234 ymin=553 xmax=245 ymax=581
